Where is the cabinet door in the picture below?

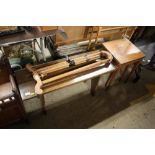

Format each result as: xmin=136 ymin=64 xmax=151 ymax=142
xmin=0 ymin=65 xmax=9 ymax=85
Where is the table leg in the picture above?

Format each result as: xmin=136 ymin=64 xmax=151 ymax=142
xmin=40 ymin=38 xmax=46 ymax=62
xmin=32 ymin=40 xmax=39 ymax=63
xmin=119 ymin=64 xmax=130 ymax=81
xmin=105 ymin=70 xmax=118 ymax=88
xmin=87 ymin=27 xmax=94 ymax=51
xmin=91 ymin=76 xmax=100 ymax=96
xmin=125 ymin=61 xmax=140 ymax=82
xmin=39 ymin=94 xmax=46 ymax=114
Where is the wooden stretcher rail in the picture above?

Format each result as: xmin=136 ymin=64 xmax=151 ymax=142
xmin=26 ymin=50 xmax=113 ymax=95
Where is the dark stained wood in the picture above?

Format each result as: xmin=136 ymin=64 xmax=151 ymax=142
xmin=0 ymin=65 xmax=9 ymax=85
xmin=125 ymin=61 xmax=141 ymax=82
xmin=39 ymin=94 xmax=46 ymax=114
xmin=0 ymin=75 xmax=26 ymax=127
xmin=105 ymin=69 xmax=118 ymax=88
xmin=119 ymin=64 xmax=130 ymax=81
xmin=91 ymin=76 xmax=100 ymax=96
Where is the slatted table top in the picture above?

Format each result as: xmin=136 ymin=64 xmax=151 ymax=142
xmin=103 ymin=38 xmax=145 ymax=65
xmin=42 ymin=63 xmax=116 ymax=94
xmin=18 ymin=63 xmax=116 ymax=100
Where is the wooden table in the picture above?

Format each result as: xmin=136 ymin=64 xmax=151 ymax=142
xmin=103 ymin=38 xmax=145 ymax=87
xmin=17 ymin=63 xmax=116 ymax=113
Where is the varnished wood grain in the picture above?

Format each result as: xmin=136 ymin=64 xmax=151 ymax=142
xmin=103 ymin=38 xmax=145 ymax=65
xmin=91 ymin=76 xmax=100 ymax=96
xmin=26 ymin=50 xmax=113 ymax=95
xmin=40 ymin=26 xmax=58 ymax=31
xmin=43 ymin=64 xmax=116 ymax=94
xmin=56 ymin=26 xmax=137 ymax=45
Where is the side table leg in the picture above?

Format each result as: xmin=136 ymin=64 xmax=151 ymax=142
xmin=105 ymin=70 xmax=118 ymax=88
xmin=125 ymin=61 xmax=140 ymax=82
xmin=119 ymin=64 xmax=129 ymax=81
xmin=39 ymin=94 xmax=47 ymax=114
xmin=91 ymin=76 xmax=100 ymax=96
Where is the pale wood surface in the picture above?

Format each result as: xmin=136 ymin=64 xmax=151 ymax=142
xmin=43 ymin=63 xmax=116 ymax=94
xmin=42 ymin=58 xmax=110 ymax=85
xmin=56 ymin=26 xmax=86 ymax=43
xmin=40 ymin=26 xmax=58 ymax=31
xmin=56 ymin=26 xmax=137 ymax=45
xmin=18 ymin=63 xmax=115 ymax=100
xmin=0 ymin=26 xmax=17 ymax=32
xmin=103 ymin=38 xmax=145 ymax=65
xmin=25 ymin=50 xmax=113 ymax=95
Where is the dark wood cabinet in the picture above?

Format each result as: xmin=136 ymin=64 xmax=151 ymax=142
xmin=0 ymin=59 xmax=26 ymax=128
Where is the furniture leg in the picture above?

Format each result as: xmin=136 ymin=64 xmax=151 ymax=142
xmin=39 ymin=94 xmax=46 ymax=114
xmin=32 ymin=40 xmax=39 ymax=63
xmin=40 ymin=38 xmax=46 ymax=61
xmin=105 ymin=69 xmax=118 ymax=88
xmin=91 ymin=76 xmax=100 ymax=96
xmin=94 ymin=27 xmax=100 ymax=45
xmin=119 ymin=64 xmax=129 ymax=81
xmin=132 ymin=66 xmax=141 ymax=83
xmin=125 ymin=61 xmax=140 ymax=82
xmin=87 ymin=27 xmax=94 ymax=50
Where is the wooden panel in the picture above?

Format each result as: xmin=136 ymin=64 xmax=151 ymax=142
xmin=0 ymin=27 xmax=57 ymax=46
xmin=40 ymin=26 xmax=58 ymax=31
xmin=0 ymin=75 xmax=25 ymax=127
xmin=43 ymin=64 xmax=116 ymax=94
xmin=15 ymin=69 xmax=33 ymax=84
xmin=0 ymin=103 xmax=22 ymax=127
xmin=0 ymin=64 xmax=9 ymax=85
xmin=0 ymin=26 xmax=17 ymax=32
xmin=56 ymin=26 xmax=86 ymax=43
xmin=56 ymin=26 xmax=137 ymax=45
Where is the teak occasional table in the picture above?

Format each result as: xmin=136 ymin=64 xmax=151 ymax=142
xmin=103 ymin=38 xmax=145 ymax=88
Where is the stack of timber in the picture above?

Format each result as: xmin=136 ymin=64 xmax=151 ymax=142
xmin=26 ymin=50 xmax=113 ymax=95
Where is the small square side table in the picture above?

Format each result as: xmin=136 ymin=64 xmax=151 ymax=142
xmin=103 ymin=38 xmax=145 ymax=87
